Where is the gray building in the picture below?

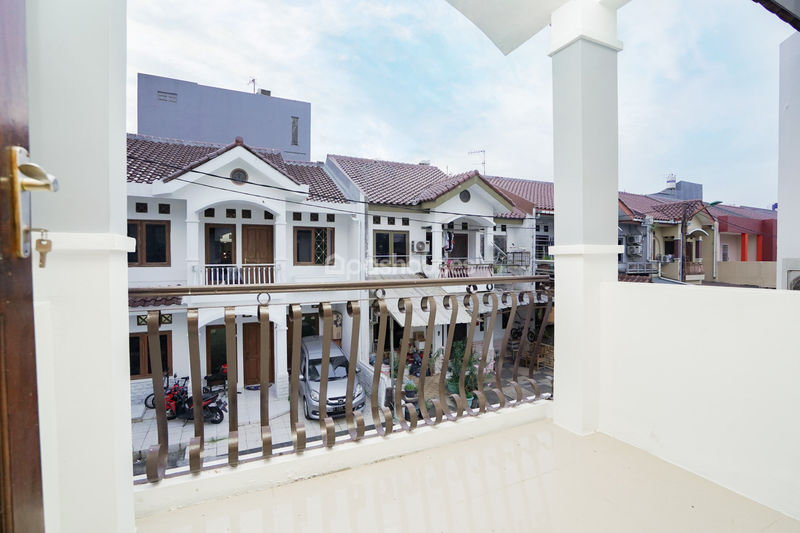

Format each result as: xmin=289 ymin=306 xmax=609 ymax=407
xmin=137 ymin=73 xmax=311 ymax=161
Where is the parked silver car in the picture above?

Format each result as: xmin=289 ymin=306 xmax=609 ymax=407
xmin=299 ymin=336 xmax=366 ymax=420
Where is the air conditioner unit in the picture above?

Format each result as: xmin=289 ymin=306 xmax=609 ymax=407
xmin=626 ymin=234 xmax=643 ymax=245
xmin=626 ymin=245 xmax=642 ymax=256
xmin=412 ymin=240 xmax=430 ymax=254
xmin=782 ymin=259 xmax=800 ymax=290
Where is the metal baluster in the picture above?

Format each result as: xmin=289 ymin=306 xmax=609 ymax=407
xmin=318 ymin=303 xmax=336 ymax=447
xmin=457 ymin=292 xmax=482 ymax=417
xmin=492 ymin=292 xmax=517 ymax=409
xmin=477 ymin=293 xmax=498 ymax=413
xmin=438 ymin=295 xmax=458 ymax=421
xmin=525 ymin=287 xmax=552 ymax=400
xmin=289 ymin=304 xmax=306 ymax=451
xmin=395 ymin=298 xmax=416 ymax=430
xmin=512 ymin=291 xmax=534 ymax=381
xmin=258 ymin=305 xmax=272 ymax=458
xmin=345 ymin=301 xmax=365 ymax=440
xmin=187 ymin=309 xmax=204 ymax=473
xmin=224 ymin=307 xmax=239 ymax=466
xmin=370 ymin=299 xmax=393 ymax=435
xmin=418 ymin=296 xmax=441 ymax=424
xmin=145 ymin=310 xmax=167 ymax=482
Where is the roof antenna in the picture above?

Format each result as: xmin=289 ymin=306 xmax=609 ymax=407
xmin=248 ymin=78 xmax=257 ymax=94
xmin=468 ymin=149 xmax=486 ymax=175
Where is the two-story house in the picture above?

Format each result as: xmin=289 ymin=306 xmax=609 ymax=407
xmin=126 ymin=135 xmax=537 ymax=403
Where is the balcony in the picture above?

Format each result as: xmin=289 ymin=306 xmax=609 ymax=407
xmin=625 ymin=261 xmax=659 ymax=275
xmin=686 ymin=261 xmax=705 ymax=276
xmin=202 ymin=263 xmax=275 ymax=285
xmin=128 ymin=275 xmax=552 ymax=485
xmin=439 ymin=258 xmax=495 ymax=278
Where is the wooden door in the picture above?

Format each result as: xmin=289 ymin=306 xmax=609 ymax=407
xmin=451 ymin=233 xmax=468 ymax=258
xmin=0 ymin=1 xmax=46 ymax=530
xmin=243 ymin=322 xmax=274 ymax=386
xmin=242 ymin=225 xmax=273 ymax=264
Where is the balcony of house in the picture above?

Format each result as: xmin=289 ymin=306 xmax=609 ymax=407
xmin=127 ymin=275 xmax=555 ymax=491
xmin=625 ymin=261 xmax=659 ymax=275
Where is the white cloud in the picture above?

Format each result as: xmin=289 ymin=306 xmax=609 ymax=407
xmin=128 ymin=0 xmax=793 ymax=207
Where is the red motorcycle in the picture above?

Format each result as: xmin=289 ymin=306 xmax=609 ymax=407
xmin=165 ymin=378 xmax=226 ymax=424
xmin=144 ymin=374 xmax=187 ymax=409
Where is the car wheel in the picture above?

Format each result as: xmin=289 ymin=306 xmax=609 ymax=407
xmin=303 ymin=397 xmax=311 ymax=420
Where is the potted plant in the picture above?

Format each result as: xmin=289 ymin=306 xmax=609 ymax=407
xmin=403 ymin=381 xmax=417 ymax=399
xmin=446 ymin=339 xmax=479 ymax=405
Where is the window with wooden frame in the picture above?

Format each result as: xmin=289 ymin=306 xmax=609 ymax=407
xmin=373 ymin=230 xmax=409 ymax=266
xmin=129 ymin=331 xmax=172 ymax=380
xmin=294 ymin=227 xmax=335 ymax=265
xmin=127 ymin=220 xmax=170 ymax=266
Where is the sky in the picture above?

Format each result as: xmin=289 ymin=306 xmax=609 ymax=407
xmin=127 ymin=0 xmax=794 ymax=208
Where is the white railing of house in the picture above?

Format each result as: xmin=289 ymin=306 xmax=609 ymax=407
xmin=440 ymin=258 xmax=494 ymax=278
xmin=203 ymin=264 xmax=275 ymax=286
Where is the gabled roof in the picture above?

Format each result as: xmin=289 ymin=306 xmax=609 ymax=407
xmin=328 ymin=154 xmax=449 ymax=205
xmin=707 ymin=203 xmax=777 ymax=221
xmin=328 ymin=155 xmax=526 ymax=217
xmin=486 ymin=176 xmax=554 ymax=212
xmin=284 ymin=161 xmax=348 ymax=203
xmin=127 ymin=134 xmax=289 ymax=184
xmin=126 ymin=134 xmax=348 ymax=203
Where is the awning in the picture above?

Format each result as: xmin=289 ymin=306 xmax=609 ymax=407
xmin=369 ymin=273 xmax=512 ymax=327
xmin=380 ymin=286 xmax=473 ymax=327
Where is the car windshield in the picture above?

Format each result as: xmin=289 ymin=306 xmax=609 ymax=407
xmin=308 ymin=356 xmax=349 ymax=382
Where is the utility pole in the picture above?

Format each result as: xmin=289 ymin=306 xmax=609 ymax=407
xmin=468 ymin=149 xmax=486 ymax=175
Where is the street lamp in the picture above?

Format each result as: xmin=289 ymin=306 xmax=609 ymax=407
xmin=680 ymin=200 xmax=721 ymax=282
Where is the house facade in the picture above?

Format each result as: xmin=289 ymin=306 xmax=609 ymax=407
xmin=126 ymin=135 xmax=536 ymax=402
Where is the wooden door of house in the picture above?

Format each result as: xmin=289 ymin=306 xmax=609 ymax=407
xmin=243 ymin=322 xmax=274 ymax=386
xmin=0 ymin=1 xmax=46 ymax=530
xmin=242 ymin=225 xmax=273 ymax=283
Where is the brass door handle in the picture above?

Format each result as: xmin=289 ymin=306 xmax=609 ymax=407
xmin=2 ymin=146 xmax=59 ymax=258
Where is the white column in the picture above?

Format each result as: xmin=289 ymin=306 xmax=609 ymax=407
xmin=431 ymin=228 xmax=443 ymax=277
xmin=484 ymin=226 xmax=494 ymax=263
xmin=549 ymin=0 xmax=622 ymax=435
xmin=27 ymin=0 xmax=135 ymax=531
xmin=273 ymin=308 xmax=289 ymax=398
xmin=274 ymin=216 xmax=288 ymax=283
xmin=186 ymin=212 xmax=200 ymax=285
xmin=777 ymin=33 xmax=800 ymax=288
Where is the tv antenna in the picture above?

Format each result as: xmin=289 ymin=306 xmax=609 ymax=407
xmin=468 ymin=149 xmax=486 ymax=175
xmin=248 ymin=78 xmax=257 ymax=94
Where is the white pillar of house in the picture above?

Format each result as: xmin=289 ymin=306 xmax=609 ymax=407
xmin=274 ymin=213 xmax=288 ymax=283
xmin=273 ymin=308 xmax=290 ymax=398
xmin=469 ymin=226 xmax=481 ymax=260
xmin=431 ymin=228 xmax=443 ymax=276
xmin=26 ymin=0 xmax=135 ymax=531
xmin=777 ymin=33 xmax=800 ymax=288
xmin=186 ymin=212 xmax=200 ymax=285
xmin=548 ymin=0 xmax=623 ymax=435
xmin=484 ymin=225 xmax=494 ymax=263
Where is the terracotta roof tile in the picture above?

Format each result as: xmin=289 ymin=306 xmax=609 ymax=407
xmin=618 ymin=274 xmax=653 ymax=283
xmin=707 ymin=204 xmax=777 ymax=220
xmin=328 ymin=154 xmax=450 ymax=205
xmin=284 ymin=161 xmax=348 ymax=203
xmin=485 ymin=176 xmax=554 ymax=211
xmin=127 ymin=134 xmax=347 ymax=204
xmin=128 ymin=296 xmax=182 ymax=308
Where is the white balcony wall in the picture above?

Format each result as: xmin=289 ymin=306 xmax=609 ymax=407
xmin=284 ymin=208 xmax=361 ymax=283
xmin=600 ymin=282 xmax=800 ymax=519
xmin=127 ymin=197 xmax=187 ymax=287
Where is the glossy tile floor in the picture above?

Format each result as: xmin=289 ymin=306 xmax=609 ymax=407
xmin=136 ymin=419 xmax=800 ymax=532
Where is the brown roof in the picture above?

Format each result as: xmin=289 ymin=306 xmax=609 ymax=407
xmin=127 ymin=134 xmax=347 ymax=204
xmin=328 ymin=154 xmax=451 ymax=205
xmin=128 ymin=296 xmax=182 ymax=308
xmin=486 ymin=176 xmax=554 ymax=212
xmin=618 ymin=274 xmax=653 ymax=283
xmin=284 ymin=161 xmax=348 ymax=203
xmin=707 ymin=203 xmax=777 ymax=220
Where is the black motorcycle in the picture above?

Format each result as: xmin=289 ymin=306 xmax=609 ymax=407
xmin=166 ymin=385 xmax=227 ymax=424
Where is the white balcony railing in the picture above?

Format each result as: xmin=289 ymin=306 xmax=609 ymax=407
xmin=203 ymin=263 xmax=275 ymax=286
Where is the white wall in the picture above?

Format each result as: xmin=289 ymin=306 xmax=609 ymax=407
xmin=600 ymin=282 xmax=800 ymax=519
